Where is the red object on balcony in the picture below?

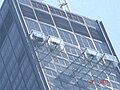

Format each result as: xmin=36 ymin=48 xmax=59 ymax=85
xmin=89 ymin=80 xmax=94 ymax=84
xmin=99 ymin=80 xmax=108 ymax=84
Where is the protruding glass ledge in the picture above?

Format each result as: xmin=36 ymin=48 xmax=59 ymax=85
xmin=82 ymin=47 xmax=118 ymax=67
xmin=48 ymin=36 xmax=65 ymax=51
xmin=30 ymin=30 xmax=46 ymax=45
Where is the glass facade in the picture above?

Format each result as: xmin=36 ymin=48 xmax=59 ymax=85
xmin=0 ymin=0 xmax=120 ymax=90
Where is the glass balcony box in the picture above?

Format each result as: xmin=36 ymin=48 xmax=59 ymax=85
xmin=30 ymin=30 xmax=46 ymax=45
xmin=82 ymin=48 xmax=118 ymax=67
xmin=48 ymin=36 xmax=65 ymax=51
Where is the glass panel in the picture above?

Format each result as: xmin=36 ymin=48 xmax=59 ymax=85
xmin=84 ymin=17 xmax=100 ymax=31
xmin=20 ymin=4 xmax=36 ymax=20
xmin=53 ymin=15 xmax=72 ymax=31
xmin=76 ymin=35 xmax=94 ymax=49
xmin=4 ymin=10 xmax=13 ymax=32
xmin=40 ymin=23 xmax=59 ymax=37
xmin=0 ymin=24 xmax=7 ymax=48
xmin=94 ymin=40 xmax=111 ymax=54
xmin=49 ymin=6 xmax=66 ymax=17
xmin=88 ymin=26 xmax=105 ymax=42
xmin=32 ymin=1 xmax=49 ymax=12
xmin=71 ymin=21 xmax=89 ymax=37
xmin=25 ymin=18 xmax=41 ymax=32
xmin=35 ymin=9 xmax=54 ymax=25
xmin=58 ymin=29 xmax=77 ymax=45
xmin=67 ymin=12 xmax=84 ymax=24
xmin=18 ymin=0 xmax=31 ymax=6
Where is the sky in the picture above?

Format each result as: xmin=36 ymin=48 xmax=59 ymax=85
xmin=0 ymin=0 xmax=120 ymax=60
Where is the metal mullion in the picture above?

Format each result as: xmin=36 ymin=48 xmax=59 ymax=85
xmin=75 ymin=54 xmax=105 ymax=84
xmin=85 ymin=61 xmax=112 ymax=89
xmin=57 ymin=50 xmax=95 ymax=85
xmin=58 ymin=49 xmax=87 ymax=76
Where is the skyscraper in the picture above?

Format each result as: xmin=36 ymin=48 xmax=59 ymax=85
xmin=0 ymin=0 xmax=120 ymax=90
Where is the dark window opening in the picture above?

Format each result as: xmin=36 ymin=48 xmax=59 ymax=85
xmin=71 ymin=21 xmax=89 ymax=37
xmin=20 ymin=4 xmax=36 ymax=20
xmin=88 ymin=26 xmax=105 ymax=42
xmin=67 ymin=12 xmax=84 ymax=24
xmin=53 ymin=15 xmax=72 ymax=31
xmin=31 ymin=1 xmax=49 ymax=12
xmin=35 ymin=10 xmax=54 ymax=25
xmin=94 ymin=40 xmax=111 ymax=54
xmin=49 ymin=6 xmax=66 ymax=17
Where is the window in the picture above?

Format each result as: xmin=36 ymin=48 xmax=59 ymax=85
xmin=53 ymin=15 xmax=72 ymax=31
xmin=49 ymin=6 xmax=66 ymax=17
xmin=58 ymin=29 xmax=77 ymax=45
xmin=32 ymin=1 xmax=49 ymax=12
xmin=100 ymin=22 xmax=116 ymax=56
xmin=71 ymin=21 xmax=89 ymax=37
xmin=20 ymin=4 xmax=36 ymax=20
xmin=65 ymin=45 xmax=80 ymax=55
xmin=4 ymin=10 xmax=13 ymax=32
xmin=25 ymin=18 xmax=41 ymax=31
xmin=88 ymin=26 xmax=105 ymax=42
xmin=35 ymin=10 xmax=54 ymax=25
xmin=94 ymin=40 xmax=111 ymax=54
xmin=76 ymin=35 xmax=94 ymax=49
xmin=67 ymin=12 xmax=84 ymax=24
xmin=40 ymin=23 xmax=58 ymax=37
xmin=18 ymin=0 xmax=31 ymax=6
xmin=0 ymin=25 xmax=7 ymax=48
xmin=84 ymin=17 xmax=99 ymax=30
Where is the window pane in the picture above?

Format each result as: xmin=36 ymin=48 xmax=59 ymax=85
xmin=32 ymin=1 xmax=49 ymax=12
xmin=20 ymin=4 xmax=36 ymax=20
xmin=35 ymin=10 xmax=54 ymax=25
xmin=0 ymin=25 xmax=7 ymax=48
xmin=53 ymin=15 xmax=72 ymax=31
xmin=71 ymin=21 xmax=89 ymax=37
xmin=40 ymin=23 xmax=59 ymax=37
xmin=18 ymin=0 xmax=31 ymax=6
xmin=58 ymin=29 xmax=77 ymax=45
xmin=76 ymin=35 xmax=94 ymax=49
xmin=25 ymin=18 xmax=41 ymax=32
xmin=4 ymin=10 xmax=13 ymax=32
xmin=88 ymin=26 xmax=105 ymax=42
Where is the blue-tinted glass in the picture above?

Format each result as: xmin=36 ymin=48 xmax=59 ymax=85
xmin=101 ymin=42 xmax=110 ymax=54
xmin=88 ymin=26 xmax=105 ymax=42
xmin=1 ymin=71 xmax=8 ymax=88
xmin=53 ymin=15 xmax=72 ymax=31
xmin=94 ymin=40 xmax=111 ymax=54
xmin=76 ymin=34 xmax=94 ymax=49
xmin=35 ymin=10 xmax=54 ymax=25
xmin=4 ymin=81 xmax=12 ymax=90
xmin=25 ymin=18 xmax=41 ymax=31
xmin=49 ymin=6 xmax=66 ymax=17
xmin=20 ymin=4 xmax=36 ymax=20
xmin=100 ymin=22 xmax=115 ymax=56
xmin=18 ymin=0 xmax=31 ymax=6
xmin=82 ymin=38 xmax=89 ymax=48
xmin=40 ymin=23 xmax=59 ymax=37
xmin=88 ymin=39 xmax=95 ymax=49
xmin=94 ymin=40 xmax=103 ymax=53
xmin=4 ymin=10 xmax=13 ymax=32
xmin=76 ymin=35 xmax=84 ymax=47
xmin=0 ymin=24 xmax=7 ymax=48
xmin=32 ymin=1 xmax=49 ymax=12
xmin=58 ymin=29 xmax=77 ymax=45
xmin=84 ymin=17 xmax=100 ymax=31
xmin=71 ymin=21 xmax=89 ymax=37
